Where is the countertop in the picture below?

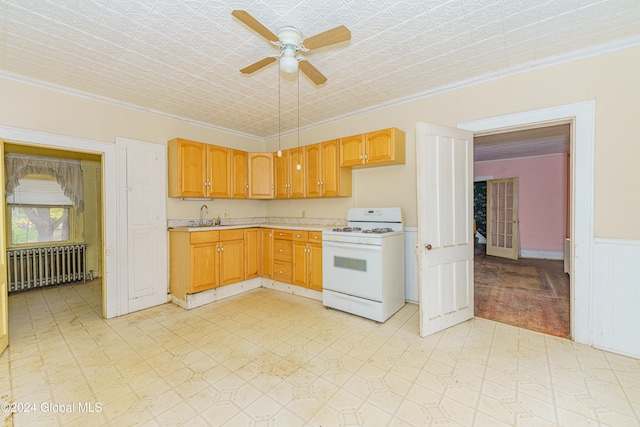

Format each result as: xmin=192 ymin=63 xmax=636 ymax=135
xmin=167 ymin=217 xmax=346 ymax=233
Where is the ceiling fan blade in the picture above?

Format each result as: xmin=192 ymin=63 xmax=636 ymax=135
xmin=299 ymin=60 xmax=327 ymax=85
xmin=232 ymin=10 xmax=278 ymax=42
xmin=303 ymin=25 xmax=351 ymax=50
xmin=240 ymin=57 xmax=277 ymax=74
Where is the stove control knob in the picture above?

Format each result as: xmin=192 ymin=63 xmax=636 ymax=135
xmin=367 ymin=239 xmax=372 ymax=244
xmin=359 ymin=238 xmax=363 ymax=243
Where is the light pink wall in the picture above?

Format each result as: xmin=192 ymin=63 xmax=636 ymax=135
xmin=474 ymin=154 xmax=568 ymax=252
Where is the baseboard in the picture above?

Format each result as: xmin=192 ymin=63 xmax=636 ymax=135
xmin=260 ymin=278 xmax=323 ymax=301
xmin=519 ymin=249 xmax=564 ymax=260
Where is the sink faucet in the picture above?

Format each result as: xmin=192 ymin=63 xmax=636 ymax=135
xmin=199 ymin=204 xmax=208 ymax=226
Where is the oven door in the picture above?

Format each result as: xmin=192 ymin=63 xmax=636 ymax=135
xmin=322 ymin=240 xmax=382 ymax=301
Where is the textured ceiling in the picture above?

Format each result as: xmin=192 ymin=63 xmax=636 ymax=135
xmin=474 ymin=124 xmax=570 ymax=162
xmin=1 ymin=0 xmax=639 ymax=140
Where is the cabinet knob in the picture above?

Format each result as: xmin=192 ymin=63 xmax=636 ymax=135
xmin=425 ymin=244 xmax=432 ymax=250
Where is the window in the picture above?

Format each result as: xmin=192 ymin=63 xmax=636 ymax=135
xmin=7 ymin=177 xmax=73 ymax=245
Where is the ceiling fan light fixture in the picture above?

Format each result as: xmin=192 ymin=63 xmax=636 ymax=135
xmin=280 ymin=47 xmax=298 ymax=73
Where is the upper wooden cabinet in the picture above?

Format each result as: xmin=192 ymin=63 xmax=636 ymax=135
xmin=306 ymin=140 xmax=352 ymax=198
xmin=168 ymin=138 xmax=230 ymax=198
xmin=248 ymin=152 xmax=274 ymax=199
xmin=208 ymin=145 xmax=231 ymax=198
xmin=340 ymin=127 xmax=406 ymax=168
xmin=231 ymin=149 xmax=248 ymax=199
xmin=274 ymin=149 xmax=305 ymax=199
xmin=168 ymin=138 xmax=208 ymax=197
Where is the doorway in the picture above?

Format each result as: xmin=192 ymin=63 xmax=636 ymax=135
xmin=457 ymin=100 xmax=596 ymax=345
xmin=0 ymin=125 xmax=119 ymax=318
xmin=3 ymin=142 xmax=105 ymax=310
xmin=471 ymin=125 xmax=571 ymax=337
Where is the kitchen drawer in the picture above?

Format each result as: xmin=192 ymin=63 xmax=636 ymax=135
xmin=189 ymin=230 xmax=219 ymax=244
xmin=219 ymin=229 xmax=244 ymax=241
xmin=292 ymin=230 xmax=309 ymax=242
xmin=308 ymin=231 xmax=322 ymax=242
xmin=273 ymin=260 xmax=292 ymax=283
xmin=273 ymin=229 xmax=292 ymax=240
xmin=273 ymin=239 xmax=292 ymax=261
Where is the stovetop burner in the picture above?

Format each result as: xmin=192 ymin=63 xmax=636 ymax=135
xmin=330 ymin=226 xmax=396 ymax=234
xmin=363 ymin=228 xmax=394 ymax=234
xmin=332 ymin=226 xmax=362 ymax=232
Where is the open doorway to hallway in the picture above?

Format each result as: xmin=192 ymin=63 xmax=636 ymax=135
xmin=472 ymin=124 xmax=571 ymax=338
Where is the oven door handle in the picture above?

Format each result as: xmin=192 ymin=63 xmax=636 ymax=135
xmin=322 ymin=241 xmax=382 ymax=251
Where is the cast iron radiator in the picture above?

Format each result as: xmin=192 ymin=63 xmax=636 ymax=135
xmin=7 ymin=244 xmax=87 ymax=293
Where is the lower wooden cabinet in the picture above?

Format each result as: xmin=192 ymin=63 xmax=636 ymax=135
xmin=170 ymin=227 xmax=323 ymax=301
xmin=244 ymin=228 xmax=260 ymax=279
xmin=260 ymin=228 xmax=273 ymax=278
xmin=169 ymin=228 xmax=244 ymax=300
xmin=292 ymin=231 xmax=323 ymax=290
xmin=273 ymin=229 xmax=293 ymax=283
xmin=219 ymin=230 xmax=244 ymax=286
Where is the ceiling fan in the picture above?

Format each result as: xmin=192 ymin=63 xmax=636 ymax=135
xmin=232 ymin=10 xmax=351 ymax=85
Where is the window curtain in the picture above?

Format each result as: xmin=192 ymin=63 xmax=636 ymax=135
xmin=4 ymin=154 xmax=84 ymax=213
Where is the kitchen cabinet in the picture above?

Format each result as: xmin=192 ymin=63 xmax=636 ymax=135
xmin=169 ymin=228 xmax=244 ymax=300
xmin=274 ymin=149 xmax=305 ymax=198
xmin=170 ymin=230 xmax=219 ymax=299
xmin=292 ymin=231 xmax=323 ymax=290
xmin=208 ymin=145 xmax=231 ymax=198
xmin=232 ymin=149 xmax=248 ymax=199
xmin=305 ymin=140 xmax=352 ymax=198
xmin=168 ymin=138 xmax=231 ymax=198
xmin=218 ymin=229 xmax=244 ymax=286
xmin=273 ymin=229 xmax=293 ymax=283
xmin=260 ymin=228 xmax=273 ymax=278
xmin=168 ymin=138 xmax=208 ymax=197
xmin=340 ymin=127 xmax=406 ymax=168
xmin=248 ymin=152 xmax=274 ymax=199
xmin=244 ymin=228 xmax=260 ymax=279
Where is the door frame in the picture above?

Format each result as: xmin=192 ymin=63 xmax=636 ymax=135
xmin=0 ymin=126 xmax=121 ymax=318
xmin=459 ymin=100 xmax=595 ymax=345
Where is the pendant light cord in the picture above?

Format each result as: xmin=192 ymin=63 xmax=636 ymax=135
xmin=278 ymin=68 xmax=281 ymax=153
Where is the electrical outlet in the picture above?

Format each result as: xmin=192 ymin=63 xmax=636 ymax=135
xmin=302 ymin=210 xmax=306 ymax=218
xmin=224 ymin=211 xmax=230 ymax=218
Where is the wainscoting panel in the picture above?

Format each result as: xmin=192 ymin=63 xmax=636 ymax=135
xmin=404 ymin=227 xmax=419 ymax=303
xmin=592 ymin=238 xmax=640 ymax=358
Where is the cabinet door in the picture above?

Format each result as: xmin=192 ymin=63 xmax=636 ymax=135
xmin=219 ymin=239 xmax=244 ymax=286
xmin=289 ymin=149 xmax=305 ymax=198
xmin=364 ymin=129 xmax=394 ymax=164
xmin=231 ymin=149 xmax=248 ymax=199
xmin=340 ymin=134 xmax=364 ymax=167
xmin=260 ymin=229 xmax=273 ymax=278
xmin=274 ymin=150 xmax=290 ymax=199
xmin=191 ymin=243 xmax=218 ymax=292
xmin=169 ymin=139 xmax=207 ymax=197
xmin=292 ymin=241 xmax=308 ymax=287
xmin=248 ymin=152 xmax=274 ymax=199
xmin=364 ymin=128 xmax=408 ymax=165
xmin=244 ymin=228 xmax=260 ymax=279
xmin=208 ymin=145 xmax=231 ymax=198
xmin=305 ymin=143 xmax=322 ymax=198
xmin=308 ymin=243 xmax=323 ymax=291
xmin=321 ymin=139 xmax=340 ymax=197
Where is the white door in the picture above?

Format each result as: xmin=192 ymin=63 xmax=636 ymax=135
xmin=118 ymin=138 xmax=168 ymax=313
xmin=416 ymin=123 xmax=474 ymax=336
xmin=486 ymin=178 xmax=519 ymax=259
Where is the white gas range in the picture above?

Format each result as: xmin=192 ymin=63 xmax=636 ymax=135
xmin=322 ymin=207 xmax=405 ymax=322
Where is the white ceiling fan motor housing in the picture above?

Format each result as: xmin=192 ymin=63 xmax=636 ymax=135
xmin=276 ymin=26 xmax=303 ymax=47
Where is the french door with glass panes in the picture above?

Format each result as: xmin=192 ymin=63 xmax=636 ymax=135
xmin=487 ymin=178 xmax=519 ymax=260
